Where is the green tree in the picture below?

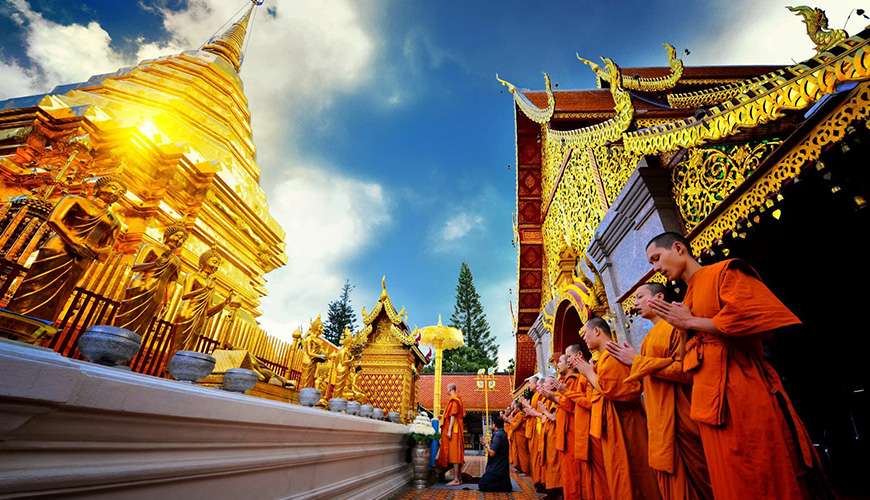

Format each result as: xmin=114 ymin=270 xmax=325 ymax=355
xmin=505 ymin=358 xmax=515 ymax=374
xmin=442 ymin=262 xmax=497 ymax=372
xmin=323 ymin=280 xmax=357 ymax=345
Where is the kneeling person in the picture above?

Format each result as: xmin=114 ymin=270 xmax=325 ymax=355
xmin=479 ymin=414 xmax=513 ymax=492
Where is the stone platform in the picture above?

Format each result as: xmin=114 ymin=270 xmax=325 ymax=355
xmin=0 ymin=339 xmax=410 ymax=499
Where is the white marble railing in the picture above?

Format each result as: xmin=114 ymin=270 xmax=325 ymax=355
xmin=0 ymin=340 xmax=411 ymax=499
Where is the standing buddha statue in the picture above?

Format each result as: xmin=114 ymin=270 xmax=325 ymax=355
xmin=172 ymin=248 xmax=233 ymax=351
xmin=114 ymin=224 xmax=188 ymax=336
xmin=331 ymin=327 xmax=355 ymax=398
xmin=9 ymin=176 xmax=126 ymax=322
xmin=299 ymin=316 xmax=328 ymax=388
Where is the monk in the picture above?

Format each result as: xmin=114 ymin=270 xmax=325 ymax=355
xmin=608 ymin=282 xmax=713 ymax=500
xmin=645 ymin=232 xmax=828 ymax=499
xmin=576 ymin=317 xmax=662 ymax=500
xmin=539 ymin=376 xmax=562 ymax=494
xmin=436 ymin=383 xmax=465 ymax=486
xmin=540 ymin=354 xmax=581 ymax=499
xmin=509 ymin=400 xmax=531 ymax=474
xmin=566 ymin=344 xmax=610 ymax=500
xmin=522 ymin=376 xmax=544 ymax=486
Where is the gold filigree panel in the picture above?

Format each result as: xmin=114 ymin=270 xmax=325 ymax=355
xmin=593 ymin=144 xmax=642 ymax=205
xmin=691 ymin=82 xmax=870 ymax=253
xmin=672 ymin=141 xmax=782 ymax=231
xmin=542 ymin=149 xmax=605 ymax=305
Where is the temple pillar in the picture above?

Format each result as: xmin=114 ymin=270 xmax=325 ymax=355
xmin=586 ymin=158 xmax=683 ymax=347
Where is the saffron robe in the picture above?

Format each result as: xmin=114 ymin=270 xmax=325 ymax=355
xmin=556 ymin=374 xmax=582 ymax=500
xmin=626 ymin=320 xmax=713 ymax=500
xmin=511 ymin=412 xmax=531 ymax=474
xmin=591 ymin=351 xmax=662 ymax=500
xmin=543 ymin=399 xmax=562 ymax=490
xmin=527 ymin=392 xmax=545 ymax=485
xmin=564 ymin=375 xmax=609 ymax=500
xmin=682 ymin=259 xmax=821 ymax=500
xmin=436 ymin=395 xmax=465 ymax=468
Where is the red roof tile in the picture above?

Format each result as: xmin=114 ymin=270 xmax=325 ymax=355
xmin=417 ymin=374 xmax=514 ymax=413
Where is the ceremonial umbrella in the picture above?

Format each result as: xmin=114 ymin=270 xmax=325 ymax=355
xmin=417 ymin=315 xmax=464 ymax=418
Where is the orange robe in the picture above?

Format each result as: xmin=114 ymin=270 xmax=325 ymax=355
xmin=682 ymin=259 xmax=821 ymax=500
xmin=626 ymin=320 xmax=713 ymax=500
xmin=507 ymin=419 xmax=517 ymax=466
xmin=564 ymin=375 xmax=609 ymax=500
xmin=592 ymin=351 xmax=662 ymax=500
xmin=512 ymin=412 xmax=531 ymax=474
xmin=436 ymin=395 xmax=465 ymax=468
xmin=556 ymin=374 xmax=582 ymax=499
xmin=543 ymin=399 xmax=562 ymax=490
xmin=527 ymin=392 xmax=545 ymax=485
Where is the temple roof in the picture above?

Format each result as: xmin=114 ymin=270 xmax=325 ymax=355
xmin=417 ymin=374 xmax=514 ymax=413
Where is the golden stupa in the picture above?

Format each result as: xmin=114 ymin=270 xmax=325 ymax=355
xmin=0 ymin=3 xmax=291 ymax=374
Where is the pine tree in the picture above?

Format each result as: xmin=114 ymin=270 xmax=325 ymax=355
xmin=442 ymin=262 xmax=497 ymax=371
xmin=323 ymin=280 xmax=357 ymax=345
xmin=505 ymin=358 xmax=515 ymax=374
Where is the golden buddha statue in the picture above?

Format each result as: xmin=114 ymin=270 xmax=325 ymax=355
xmin=331 ymin=328 xmax=355 ymax=398
xmin=345 ymin=364 xmax=368 ymax=403
xmin=9 ymin=176 xmax=126 ymax=322
xmin=114 ymin=224 xmax=188 ymax=336
xmin=172 ymin=248 xmax=233 ymax=351
xmin=315 ymin=354 xmax=334 ymax=406
xmin=299 ymin=316 xmax=328 ymax=388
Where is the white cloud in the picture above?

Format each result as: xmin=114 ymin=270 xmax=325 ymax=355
xmin=0 ymin=59 xmax=39 ymax=97
xmin=258 ymin=166 xmax=390 ymax=338
xmin=440 ymin=212 xmax=484 ymax=242
xmin=0 ymin=0 xmax=389 ymax=338
xmin=687 ymin=1 xmax=859 ymax=65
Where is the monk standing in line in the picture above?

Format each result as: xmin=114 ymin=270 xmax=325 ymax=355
xmin=577 ymin=317 xmax=661 ymax=500
xmin=607 ymin=282 xmax=713 ymax=499
xmin=540 ymin=354 xmax=581 ymax=499
xmin=436 ymin=383 xmax=465 ymax=486
xmin=645 ymin=232 xmax=828 ymax=499
xmin=539 ymin=375 xmax=562 ymax=496
xmin=509 ymin=400 xmax=531 ymax=475
xmin=565 ymin=343 xmax=610 ymax=500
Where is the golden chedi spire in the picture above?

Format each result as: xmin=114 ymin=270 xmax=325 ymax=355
xmin=202 ymin=2 xmax=257 ymax=72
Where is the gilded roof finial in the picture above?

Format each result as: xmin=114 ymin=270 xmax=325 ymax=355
xmin=578 ymin=44 xmax=683 ymax=92
xmin=380 ymin=275 xmax=388 ymax=299
xmin=787 ymin=6 xmax=848 ymax=53
xmin=202 ymin=2 xmax=260 ymax=72
xmin=496 ymin=72 xmax=555 ymax=124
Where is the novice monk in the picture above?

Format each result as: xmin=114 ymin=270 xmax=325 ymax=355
xmin=645 ymin=232 xmax=828 ymax=500
xmin=577 ymin=317 xmax=661 ymax=500
xmin=608 ymin=282 xmax=713 ymax=500
xmin=436 ymin=383 xmax=465 ymax=485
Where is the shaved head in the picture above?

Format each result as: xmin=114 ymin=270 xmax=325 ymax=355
xmin=643 ymin=282 xmax=666 ymax=296
xmin=646 ymin=231 xmax=691 ymax=253
xmin=646 ymin=231 xmax=697 ymax=281
xmin=566 ymin=342 xmax=591 ymax=361
xmin=586 ymin=316 xmax=611 ymax=336
xmin=447 ymin=383 xmax=457 ymax=393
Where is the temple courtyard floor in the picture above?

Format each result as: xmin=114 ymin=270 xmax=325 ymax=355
xmin=391 ymin=456 xmax=540 ymax=500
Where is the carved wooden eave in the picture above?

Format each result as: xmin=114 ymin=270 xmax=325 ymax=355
xmin=580 ymin=43 xmax=684 ymax=92
xmin=625 ymin=28 xmax=870 ymax=155
xmin=496 ymin=73 xmax=555 ymax=124
xmin=548 ymin=57 xmax=634 ymax=149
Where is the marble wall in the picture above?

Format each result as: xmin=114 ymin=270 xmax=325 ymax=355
xmin=0 ymin=340 xmax=410 ymax=499
xmin=587 ymin=161 xmax=683 ymax=346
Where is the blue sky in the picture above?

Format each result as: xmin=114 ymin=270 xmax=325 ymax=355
xmin=0 ymin=0 xmax=855 ymax=367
